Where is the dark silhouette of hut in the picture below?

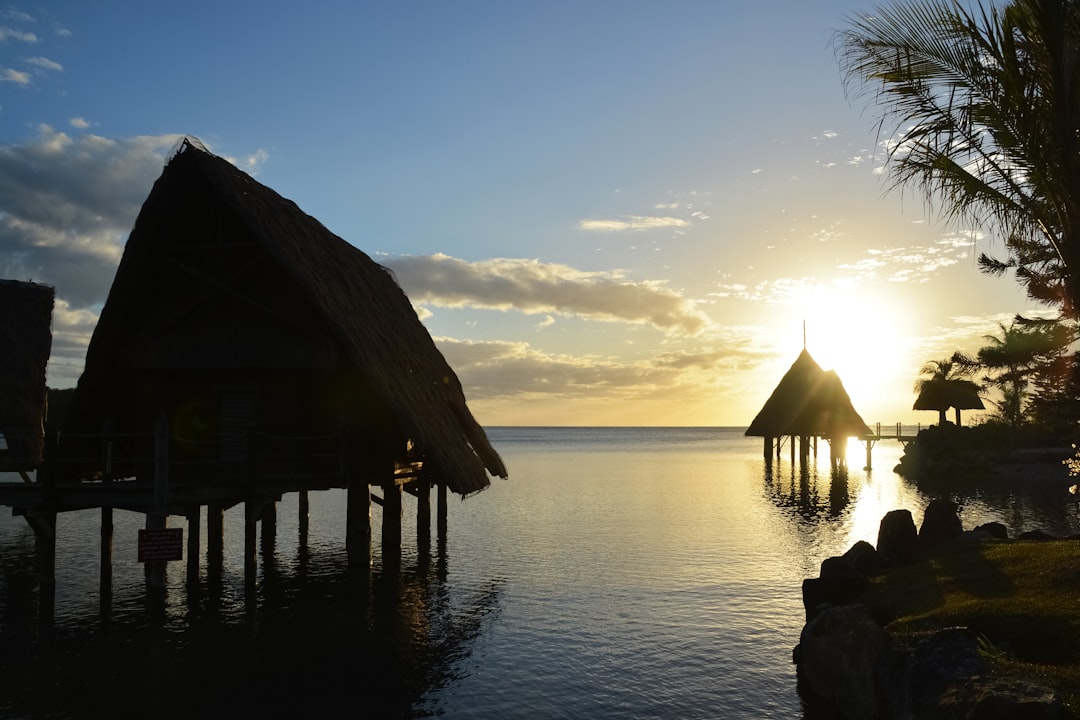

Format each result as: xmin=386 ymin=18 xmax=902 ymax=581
xmin=913 ymin=379 xmax=984 ymax=427
xmin=61 ymin=139 xmax=505 ymax=504
xmin=745 ymin=349 xmax=871 ymax=467
xmin=0 ymin=280 xmax=54 ymax=475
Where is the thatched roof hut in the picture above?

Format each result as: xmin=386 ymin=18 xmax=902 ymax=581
xmin=64 ymin=139 xmax=504 ymax=495
xmin=745 ymin=349 xmax=871 ymax=439
xmin=0 ymin=280 xmax=54 ymax=471
xmin=913 ymin=378 xmax=984 ymax=426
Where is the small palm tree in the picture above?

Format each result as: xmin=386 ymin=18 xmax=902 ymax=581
xmin=913 ymin=357 xmax=984 ymax=427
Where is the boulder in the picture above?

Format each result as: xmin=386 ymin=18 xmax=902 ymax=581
xmin=802 ymin=576 xmax=868 ymax=621
xmin=795 ymin=604 xmax=894 ymax=720
xmin=973 ymin=521 xmax=1008 ymax=540
xmin=919 ymin=498 xmax=963 ymax=552
xmin=1018 ymin=529 xmax=1058 ymax=541
xmin=877 ymin=509 xmax=919 ymax=566
xmin=843 ymin=540 xmax=884 ymax=577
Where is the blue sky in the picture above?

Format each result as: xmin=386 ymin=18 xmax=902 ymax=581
xmin=0 ymin=1 xmax=1042 ymax=426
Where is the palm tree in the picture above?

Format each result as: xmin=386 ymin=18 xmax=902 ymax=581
xmin=973 ymin=318 xmax=1077 ymax=426
xmin=835 ymin=0 xmax=1080 ymax=317
xmin=913 ymin=357 xmax=984 ymax=426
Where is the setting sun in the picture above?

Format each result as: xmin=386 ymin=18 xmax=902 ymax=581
xmin=776 ymin=282 xmax=918 ymax=427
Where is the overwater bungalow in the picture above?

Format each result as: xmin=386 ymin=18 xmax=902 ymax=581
xmin=745 ymin=348 xmax=871 ymax=468
xmin=10 ymin=138 xmax=505 ymax=588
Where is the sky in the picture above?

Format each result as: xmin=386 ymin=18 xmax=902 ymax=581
xmin=0 ymin=1 xmax=1050 ymax=427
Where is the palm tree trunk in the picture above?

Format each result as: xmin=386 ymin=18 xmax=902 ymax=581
xmin=954 ymin=407 xmax=962 ymax=427
xmin=938 ymin=409 xmax=947 ymax=426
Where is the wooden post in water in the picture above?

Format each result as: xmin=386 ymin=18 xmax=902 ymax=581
xmin=346 ymin=478 xmax=372 ymax=568
xmin=100 ymin=438 xmax=114 ymax=594
xmin=437 ymin=480 xmax=448 ymax=540
xmin=243 ymin=501 xmax=258 ymax=584
xmin=298 ymin=490 xmax=310 ymax=542
xmin=186 ymin=505 xmax=200 ymax=584
xmin=207 ymin=504 xmax=224 ymax=560
xmin=416 ymin=477 xmax=431 ymax=545
xmin=146 ymin=414 xmax=169 ymax=592
xmin=382 ymin=478 xmax=402 ymax=568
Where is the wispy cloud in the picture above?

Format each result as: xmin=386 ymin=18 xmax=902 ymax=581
xmin=0 ymin=27 xmax=37 ymax=43
xmin=25 ymin=55 xmax=61 ymax=71
xmin=0 ymin=67 xmax=29 ymax=84
xmin=579 ymin=215 xmax=690 ymax=232
xmin=384 ymin=253 xmax=712 ymax=335
xmin=435 ymin=336 xmax=766 ymax=403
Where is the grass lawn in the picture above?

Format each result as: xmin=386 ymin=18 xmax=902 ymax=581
xmin=863 ymin=538 xmax=1080 ymax=715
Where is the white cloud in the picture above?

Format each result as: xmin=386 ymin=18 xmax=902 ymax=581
xmin=385 ymin=253 xmax=712 ymax=335
xmin=0 ymin=67 xmax=30 ymax=84
xmin=579 ymin=215 xmax=690 ymax=232
xmin=69 ymin=117 xmax=89 ymax=129
xmin=435 ymin=336 xmax=765 ymax=403
xmin=25 ymin=55 xmax=61 ymax=71
xmin=0 ymin=27 xmax=37 ymax=43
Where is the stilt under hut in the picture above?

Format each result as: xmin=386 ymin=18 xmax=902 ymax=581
xmin=745 ymin=348 xmax=872 ymax=471
xmin=37 ymin=138 xmax=506 ymax=593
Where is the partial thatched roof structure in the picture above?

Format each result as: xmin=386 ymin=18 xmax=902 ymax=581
xmin=0 ymin=280 xmax=54 ymax=470
xmin=67 ymin=139 xmax=504 ymax=494
xmin=912 ymin=379 xmax=985 ymax=415
xmin=745 ymin=349 xmax=872 ymax=439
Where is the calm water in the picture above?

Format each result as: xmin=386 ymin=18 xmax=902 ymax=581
xmin=0 ymin=427 xmax=1077 ymax=719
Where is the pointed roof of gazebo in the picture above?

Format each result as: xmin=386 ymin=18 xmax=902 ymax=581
xmin=745 ymin=349 xmax=872 ymax=439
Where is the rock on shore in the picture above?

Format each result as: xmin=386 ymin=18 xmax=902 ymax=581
xmin=793 ymin=501 xmax=1066 ymax=720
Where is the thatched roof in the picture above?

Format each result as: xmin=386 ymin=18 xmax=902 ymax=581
xmin=912 ymin=379 xmax=985 ymax=413
xmin=0 ymin=279 xmax=54 ymax=470
xmin=745 ymin=349 xmax=872 ymax=439
xmin=68 ymin=139 xmax=504 ymax=494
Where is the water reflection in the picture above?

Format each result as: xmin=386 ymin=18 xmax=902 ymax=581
xmin=765 ymin=460 xmax=852 ymax=520
xmin=0 ymin=517 xmax=502 ymax=720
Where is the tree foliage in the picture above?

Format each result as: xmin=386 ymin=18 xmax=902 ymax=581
xmin=836 ymin=0 xmax=1080 ymax=316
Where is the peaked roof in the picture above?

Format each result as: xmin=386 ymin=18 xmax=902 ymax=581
xmin=0 ymin=279 xmax=54 ymax=470
xmin=745 ymin=349 xmax=871 ymax=438
xmin=69 ymin=140 xmax=505 ymax=494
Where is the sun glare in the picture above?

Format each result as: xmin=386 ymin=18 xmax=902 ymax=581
xmin=780 ymin=284 xmax=916 ymax=425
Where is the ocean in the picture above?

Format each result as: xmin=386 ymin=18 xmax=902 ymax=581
xmin=0 ymin=426 xmax=1076 ymax=719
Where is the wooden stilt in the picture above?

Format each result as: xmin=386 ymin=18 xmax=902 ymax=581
xmin=146 ymin=414 xmax=169 ymax=592
xmin=207 ymin=504 xmax=224 ymax=561
xmin=416 ymin=478 xmax=431 ymax=544
xmin=437 ymin=480 xmax=448 ymax=539
xmin=298 ymin=490 xmax=309 ymax=541
xmin=28 ymin=509 xmax=56 ymax=589
xmin=382 ymin=480 xmax=402 ymax=568
xmin=186 ymin=505 xmax=200 ymax=584
xmin=346 ymin=478 xmax=372 ymax=568
xmin=244 ymin=501 xmax=258 ymax=584
xmin=100 ymin=507 xmax=113 ymax=594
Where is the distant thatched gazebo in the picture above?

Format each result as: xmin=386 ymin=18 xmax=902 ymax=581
xmin=745 ymin=349 xmax=871 ymax=467
xmin=0 ymin=280 xmax=54 ymax=475
xmin=913 ymin=379 xmax=984 ymax=427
